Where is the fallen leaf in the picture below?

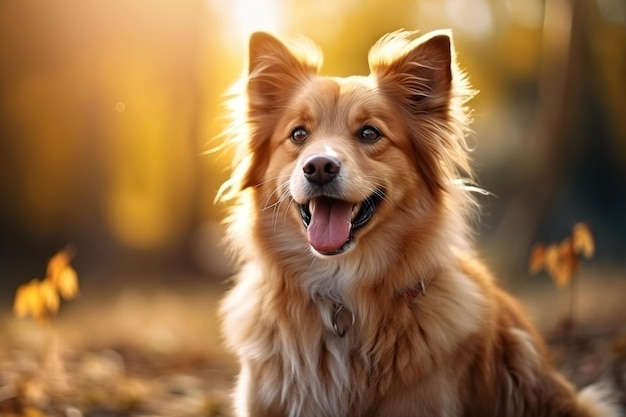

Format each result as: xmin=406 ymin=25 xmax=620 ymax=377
xmin=529 ymin=243 xmax=546 ymax=274
xmin=56 ymin=266 xmax=79 ymax=300
xmin=46 ymin=248 xmax=73 ymax=282
xmin=13 ymin=280 xmax=42 ymax=318
xmin=46 ymin=247 xmax=79 ymax=299
xmin=572 ymin=222 xmax=594 ymax=259
xmin=542 ymin=239 xmax=578 ymax=289
xmin=13 ymin=279 xmax=59 ymax=322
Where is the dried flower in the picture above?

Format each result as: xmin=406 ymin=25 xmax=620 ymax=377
xmin=13 ymin=279 xmax=59 ymax=323
xmin=529 ymin=222 xmax=594 ymax=289
xmin=572 ymin=222 xmax=594 ymax=259
xmin=529 ymin=223 xmax=595 ymax=325
xmin=47 ymin=248 xmax=79 ymax=299
xmin=13 ymin=247 xmax=79 ymax=323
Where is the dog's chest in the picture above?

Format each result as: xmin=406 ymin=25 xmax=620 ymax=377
xmin=258 ymin=302 xmax=373 ymax=417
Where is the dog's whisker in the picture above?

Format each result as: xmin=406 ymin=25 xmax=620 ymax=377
xmin=273 ymin=189 xmax=293 ymax=232
xmin=262 ymin=181 xmax=291 ymax=212
xmin=255 ymin=174 xmax=292 ymax=188
xmin=266 ymin=183 xmax=294 ymax=232
xmin=451 ymin=178 xmax=492 ymax=196
xmin=281 ymin=197 xmax=296 ymax=230
xmin=307 ymin=253 xmax=320 ymax=272
xmin=360 ymin=180 xmax=398 ymax=210
xmin=256 ymin=180 xmax=290 ymax=232
xmin=258 ymin=174 xmax=291 ymax=190
xmin=260 ymin=182 xmax=289 ymax=213
xmin=269 ymin=188 xmax=288 ymax=231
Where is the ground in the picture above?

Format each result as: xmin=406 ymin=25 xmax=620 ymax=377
xmin=0 ymin=272 xmax=624 ymax=416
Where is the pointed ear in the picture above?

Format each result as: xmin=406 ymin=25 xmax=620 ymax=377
xmin=370 ymin=30 xmax=454 ymax=114
xmin=370 ymin=31 xmax=474 ymax=195
xmin=240 ymin=32 xmax=321 ymax=190
xmin=247 ymin=32 xmax=320 ymax=112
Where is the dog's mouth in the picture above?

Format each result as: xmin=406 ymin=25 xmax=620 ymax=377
xmin=298 ymin=192 xmax=384 ymax=255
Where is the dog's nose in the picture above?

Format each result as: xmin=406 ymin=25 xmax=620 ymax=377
xmin=303 ymin=155 xmax=341 ymax=186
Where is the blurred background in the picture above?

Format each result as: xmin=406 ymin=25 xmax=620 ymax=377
xmin=0 ymin=0 xmax=625 ymax=339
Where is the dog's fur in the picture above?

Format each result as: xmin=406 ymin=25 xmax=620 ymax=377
xmin=217 ymin=30 xmax=619 ymax=417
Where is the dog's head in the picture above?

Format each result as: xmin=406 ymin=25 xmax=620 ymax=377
xmin=220 ymin=30 xmax=475 ymax=259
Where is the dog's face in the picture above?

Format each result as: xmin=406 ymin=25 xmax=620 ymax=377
xmin=272 ymin=76 xmax=426 ymax=256
xmin=231 ymin=31 xmax=472 ymax=258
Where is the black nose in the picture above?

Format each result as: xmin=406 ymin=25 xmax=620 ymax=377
xmin=303 ymin=155 xmax=341 ymax=186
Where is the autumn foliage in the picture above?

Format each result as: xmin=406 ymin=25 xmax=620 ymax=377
xmin=13 ymin=247 xmax=79 ymax=324
xmin=529 ymin=223 xmax=595 ymax=289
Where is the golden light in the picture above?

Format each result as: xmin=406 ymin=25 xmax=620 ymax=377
xmin=445 ymin=0 xmax=493 ymax=39
xmin=208 ymin=0 xmax=286 ymax=45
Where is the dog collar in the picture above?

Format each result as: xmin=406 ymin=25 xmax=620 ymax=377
xmin=398 ymin=268 xmax=440 ymax=302
xmin=331 ymin=303 xmax=355 ymax=337
xmin=329 ymin=272 xmax=438 ymax=337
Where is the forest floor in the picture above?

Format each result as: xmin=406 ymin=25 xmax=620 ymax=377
xmin=0 ymin=271 xmax=625 ymax=417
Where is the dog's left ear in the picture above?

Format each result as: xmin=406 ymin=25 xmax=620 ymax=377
xmin=370 ymin=31 xmax=475 ymax=194
xmin=370 ymin=30 xmax=454 ymax=114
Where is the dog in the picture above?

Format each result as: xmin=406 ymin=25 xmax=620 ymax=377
xmin=216 ymin=29 xmax=619 ymax=417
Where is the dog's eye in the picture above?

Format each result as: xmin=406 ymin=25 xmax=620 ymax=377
xmin=358 ymin=125 xmax=382 ymax=143
xmin=290 ymin=127 xmax=308 ymax=144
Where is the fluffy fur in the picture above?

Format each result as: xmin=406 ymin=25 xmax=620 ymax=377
xmin=217 ymin=30 xmax=620 ymax=417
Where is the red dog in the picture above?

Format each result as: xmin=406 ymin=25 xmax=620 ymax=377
xmin=217 ymin=30 xmax=619 ymax=417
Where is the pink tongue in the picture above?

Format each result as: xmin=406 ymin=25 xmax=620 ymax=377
xmin=307 ymin=198 xmax=353 ymax=253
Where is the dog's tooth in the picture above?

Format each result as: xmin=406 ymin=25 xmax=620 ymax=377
xmin=351 ymin=203 xmax=360 ymax=221
xmin=309 ymin=199 xmax=316 ymax=215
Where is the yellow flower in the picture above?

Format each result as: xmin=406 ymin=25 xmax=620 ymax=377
xmin=47 ymin=247 xmax=79 ymax=300
xmin=529 ymin=243 xmax=546 ymax=275
xmin=13 ymin=279 xmax=59 ymax=322
xmin=529 ymin=223 xmax=593 ymax=290
xmin=572 ymin=222 xmax=594 ymax=259
xmin=13 ymin=246 xmax=80 ymax=322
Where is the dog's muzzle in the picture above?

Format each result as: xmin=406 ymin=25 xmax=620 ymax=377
xmin=298 ymin=193 xmax=383 ymax=255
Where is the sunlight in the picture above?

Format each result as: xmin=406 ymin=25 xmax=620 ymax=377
xmin=445 ymin=0 xmax=493 ymax=39
xmin=504 ymin=0 xmax=544 ymax=28
xmin=209 ymin=0 xmax=286 ymax=44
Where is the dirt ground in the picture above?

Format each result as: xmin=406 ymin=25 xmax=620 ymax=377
xmin=1 ymin=272 xmax=625 ymax=417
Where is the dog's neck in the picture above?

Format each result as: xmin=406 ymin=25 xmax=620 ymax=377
xmin=321 ymin=270 xmax=440 ymax=338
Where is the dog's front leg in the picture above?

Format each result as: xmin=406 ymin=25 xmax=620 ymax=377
xmin=232 ymin=360 xmax=284 ymax=417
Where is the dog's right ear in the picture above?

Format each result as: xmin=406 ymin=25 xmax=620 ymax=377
xmin=240 ymin=33 xmax=321 ymax=190
xmin=247 ymin=32 xmax=321 ymax=113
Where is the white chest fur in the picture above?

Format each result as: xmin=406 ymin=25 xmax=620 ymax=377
xmin=222 ymin=262 xmax=485 ymax=417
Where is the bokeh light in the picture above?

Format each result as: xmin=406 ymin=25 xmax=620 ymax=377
xmin=0 ymin=0 xmax=624 ymax=282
